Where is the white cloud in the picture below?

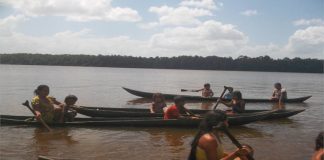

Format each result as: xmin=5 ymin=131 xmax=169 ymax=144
xmin=2 ymin=0 xmax=141 ymax=22
xmin=241 ymin=10 xmax=258 ymax=16
xmin=179 ymin=0 xmax=218 ymax=10
xmin=150 ymin=20 xmax=248 ymax=56
xmin=285 ymin=26 xmax=324 ymax=58
xmin=148 ymin=6 xmax=212 ymax=26
xmin=0 ymin=29 xmax=146 ymax=55
xmin=137 ymin=22 xmax=159 ymax=30
xmin=0 ymin=14 xmax=28 ymax=36
xmin=293 ymin=18 xmax=324 ymax=26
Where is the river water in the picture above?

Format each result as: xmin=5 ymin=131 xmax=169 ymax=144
xmin=0 ymin=64 xmax=323 ymax=160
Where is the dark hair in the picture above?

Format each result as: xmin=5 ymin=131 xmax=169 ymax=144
xmin=204 ymin=83 xmax=210 ymax=87
xmin=315 ymin=131 xmax=324 ymax=151
xmin=64 ymin=95 xmax=78 ymax=102
xmin=152 ymin=93 xmax=165 ymax=102
xmin=274 ymin=82 xmax=281 ymax=87
xmin=174 ymin=96 xmax=185 ymax=104
xmin=34 ymin=85 xmax=49 ymax=95
xmin=188 ymin=110 xmax=227 ymax=160
xmin=232 ymin=90 xmax=242 ymax=100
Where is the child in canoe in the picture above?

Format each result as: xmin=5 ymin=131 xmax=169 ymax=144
xmin=164 ymin=96 xmax=198 ymax=119
xmin=195 ymin=83 xmax=214 ymax=98
xmin=61 ymin=95 xmax=78 ymax=122
xmin=220 ymin=91 xmax=245 ymax=114
xmin=150 ymin=93 xmax=167 ymax=113
xmin=271 ymin=82 xmax=287 ymax=105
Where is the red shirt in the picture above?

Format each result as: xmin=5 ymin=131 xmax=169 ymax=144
xmin=164 ymin=105 xmax=180 ymax=119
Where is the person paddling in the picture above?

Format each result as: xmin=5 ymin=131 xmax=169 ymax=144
xmin=188 ymin=110 xmax=253 ymax=160
xmin=164 ymin=96 xmax=198 ymax=119
xmin=31 ymin=85 xmax=64 ymax=123
xmin=194 ymin=83 xmax=214 ymax=98
xmin=220 ymin=91 xmax=245 ymax=114
xmin=150 ymin=93 xmax=167 ymax=113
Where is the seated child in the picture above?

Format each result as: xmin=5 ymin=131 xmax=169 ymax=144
xmin=62 ymin=95 xmax=78 ymax=122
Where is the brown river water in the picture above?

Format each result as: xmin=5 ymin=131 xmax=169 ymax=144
xmin=0 ymin=64 xmax=323 ymax=160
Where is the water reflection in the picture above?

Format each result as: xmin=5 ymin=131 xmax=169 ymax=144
xmin=200 ymin=102 xmax=214 ymax=110
xmin=33 ymin=128 xmax=78 ymax=155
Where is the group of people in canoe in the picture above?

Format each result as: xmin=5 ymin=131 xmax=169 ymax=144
xmin=28 ymin=83 xmax=324 ymax=160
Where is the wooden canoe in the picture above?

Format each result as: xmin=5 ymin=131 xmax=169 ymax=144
xmin=0 ymin=111 xmax=273 ymax=127
xmin=123 ymin=87 xmax=312 ymax=103
xmin=75 ymin=106 xmax=305 ymax=120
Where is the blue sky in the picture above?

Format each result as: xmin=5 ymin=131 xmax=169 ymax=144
xmin=0 ymin=0 xmax=323 ymax=58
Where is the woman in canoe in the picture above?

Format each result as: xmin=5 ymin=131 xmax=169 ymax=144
xmin=312 ymin=131 xmax=324 ymax=160
xmin=150 ymin=93 xmax=167 ymax=113
xmin=220 ymin=91 xmax=245 ymax=114
xmin=164 ymin=96 xmax=197 ymax=119
xmin=31 ymin=85 xmax=64 ymax=123
xmin=188 ymin=110 xmax=253 ymax=160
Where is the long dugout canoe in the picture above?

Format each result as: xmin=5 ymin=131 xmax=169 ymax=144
xmin=0 ymin=111 xmax=273 ymax=127
xmin=75 ymin=106 xmax=305 ymax=120
xmin=123 ymin=87 xmax=312 ymax=103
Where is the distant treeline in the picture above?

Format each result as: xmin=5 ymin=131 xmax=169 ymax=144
xmin=0 ymin=53 xmax=323 ymax=73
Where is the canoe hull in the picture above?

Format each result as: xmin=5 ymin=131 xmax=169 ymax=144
xmin=123 ymin=87 xmax=311 ymax=103
xmin=0 ymin=111 xmax=272 ymax=127
xmin=75 ymin=106 xmax=305 ymax=120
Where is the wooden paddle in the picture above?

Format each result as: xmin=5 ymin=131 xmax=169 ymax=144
xmin=22 ymin=100 xmax=52 ymax=132
xmin=222 ymin=127 xmax=255 ymax=160
xmin=180 ymin=89 xmax=198 ymax=92
xmin=213 ymin=86 xmax=228 ymax=110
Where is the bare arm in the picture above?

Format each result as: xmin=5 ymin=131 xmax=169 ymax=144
xmin=31 ymin=103 xmax=42 ymax=119
xmin=194 ymin=88 xmax=204 ymax=92
xmin=220 ymin=100 xmax=233 ymax=108
xmin=184 ymin=107 xmax=196 ymax=117
xmin=150 ymin=104 xmax=155 ymax=113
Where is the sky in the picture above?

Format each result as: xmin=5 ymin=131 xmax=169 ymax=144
xmin=0 ymin=0 xmax=323 ymax=59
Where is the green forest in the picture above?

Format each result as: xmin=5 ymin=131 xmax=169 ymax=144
xmin=0 ymin=53 xmax=323 ymax=73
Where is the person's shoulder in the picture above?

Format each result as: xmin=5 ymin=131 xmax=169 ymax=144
xmin=312 ymin=149 xmax=324 ymax=160
xmin=31 ymin=96 xmax=40 ymax=105
xmin=32 ymin=96 xmax=39 ymax=100
xmin=165 ymin=105 xmax=175 ymax=111
xmin=201 ymin=133 xmax=215 ymax=141
xmin=281 ymin=88 xmax=287 ymax=92
xmin=199 ymin=133 xmax=218 ymax=148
